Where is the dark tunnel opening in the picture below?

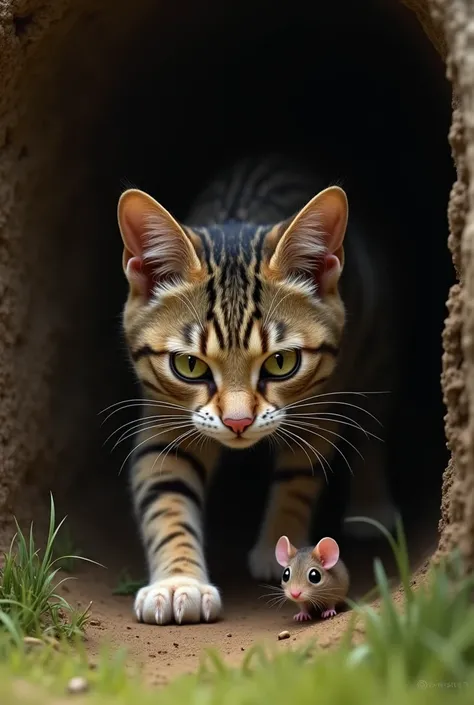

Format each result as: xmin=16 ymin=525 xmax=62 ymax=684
xmin=53 ymin=0 xmax=455 ymax=602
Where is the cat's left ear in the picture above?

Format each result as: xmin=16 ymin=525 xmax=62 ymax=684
xmin=118 ymin=188 xmax=203 ymax=300
xmin=265 ymin=186 xmax=348 ymax=296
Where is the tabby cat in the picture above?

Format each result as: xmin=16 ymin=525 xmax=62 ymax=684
xmin=117 ymin=155 xmax=398 ymax=626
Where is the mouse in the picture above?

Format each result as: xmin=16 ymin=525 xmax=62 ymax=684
xmin=275 ymin=535 xmax=350 ymax=622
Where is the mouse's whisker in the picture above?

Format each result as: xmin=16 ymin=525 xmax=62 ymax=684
xmin=265 ymin=596 xmax=287 ymax=609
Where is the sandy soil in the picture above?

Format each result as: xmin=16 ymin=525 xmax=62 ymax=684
xmin=55 ymin=532 xmax=433 ymax=688
xmin=44 ymin=444 xmax=440 ymax=687
xmin=60 ymin=563 xmax=360 ymax=686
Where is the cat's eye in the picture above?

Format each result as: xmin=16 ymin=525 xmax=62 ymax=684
xmin=307 ymin=568 xmax=322 ymax=584
xmin=261 ymin=350 xmax=300 ymax=379
xmin=282 ymin=567 xmax=291 ymax=583
xmin=171 ymin=353 xmax=211 ymax=381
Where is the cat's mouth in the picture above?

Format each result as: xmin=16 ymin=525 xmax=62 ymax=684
xmin=219 ymin=435 xmax=262 ymax=450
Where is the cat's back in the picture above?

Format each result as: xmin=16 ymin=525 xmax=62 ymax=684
xmin=185 ymin=154 xmax=324 ymax=227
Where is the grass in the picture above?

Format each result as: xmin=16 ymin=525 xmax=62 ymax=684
xmin=0 ymin=505 xmax=474 ymax=703
xmin=0 ymin=494 xmax=97 ymax=643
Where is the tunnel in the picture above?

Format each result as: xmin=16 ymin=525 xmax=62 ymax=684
xmin=0 ymin=0 xmax=471 ymax=669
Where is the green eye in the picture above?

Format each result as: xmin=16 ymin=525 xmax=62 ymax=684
xmin=172 ymin=354 xmax=210 ymax=381
xmin=262 ymin=350 xmax=300 ymax=379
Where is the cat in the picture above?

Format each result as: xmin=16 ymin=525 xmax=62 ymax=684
xmin=117 ymin=154 xmax=399 ymax=626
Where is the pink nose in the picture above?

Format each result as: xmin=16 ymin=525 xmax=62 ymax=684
xmin=290 ymin=589 xmax=302 ymax=599
xmin=222 ymin=416 xmax=254 ymax=434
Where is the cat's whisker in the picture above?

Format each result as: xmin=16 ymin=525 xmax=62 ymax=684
xmin=156 ymin=428 xmax=201 ymax=474
xmin=277 ymin=428 xmax=315 ymax=474
xmin=283 ymin=419 xmax=364 ymax=462
xmin=148 ymin=430 xmax=196 ymax=477
xmin=280 ymin=399 xmax=383 ymax=427
xmin=118 ymin=425 xmax=195 ymax=475
xmin=285 ymin=414 xmax=373 ymax=441
xmin=183 ymin=430 xmax=206 ymax=453
xmin=111 ymin=421 xmax=190 ymax=450
xmin=281 ymin=421 xmax=355 ymax=476
xmin=114 ymin=422 xmax=195 ymax=453
xmin=99 ymin=397 xmax=195 ymax=415
xmin=281 ymin=425 xmax=333 ymax=480
xmin=277 ymin=427 xmax=331 ymax=482
xmin=100 ymin=400 xmax=204 ymax=424
xmin=284 ymin=412 xmax=381 ymax=441
xmin=274 ymin=429 xmax=295 ymax=454
xmin=280 ymin=390 xmax=390 ymax=410
xmin=104 ymin=414 xmax=194 ymax=446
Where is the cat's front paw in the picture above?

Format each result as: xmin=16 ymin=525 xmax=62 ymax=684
xmin=134 ymin=576 xmax=222 ymax=625
xmin=344 ymin=500 xmax=398 ymax=539
xmin=248 ymin=543 xmax=285 ymax=582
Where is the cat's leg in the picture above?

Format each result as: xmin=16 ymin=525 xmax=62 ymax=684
xmin=248 ymin=443 xmax=328 ymax=582
xmin=131 ymin=433 xmax=221 ymax=625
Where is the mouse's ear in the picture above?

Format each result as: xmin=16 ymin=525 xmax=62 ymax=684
xmin=313 ymin=537 xmax=340 ymax=570
xmin=275 ymin=536 xmax=297 ymax=567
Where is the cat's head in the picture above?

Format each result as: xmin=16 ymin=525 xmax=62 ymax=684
xmin=117 ymin=185 xmax=347 ymax=450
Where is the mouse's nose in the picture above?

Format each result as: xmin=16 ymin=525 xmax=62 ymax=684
xmin=290 ymin=589 xmax=302 ymax=599
xmin=222 ymin=416 xmax=254 ymax=434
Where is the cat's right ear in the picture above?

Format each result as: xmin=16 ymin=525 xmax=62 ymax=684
xmin=265 ymin=186 xmax=348 ymax=296
xmin=117 ymin=189 xmax=202 ymax=300
xmin=275 ymin=535 xmax=297 ymax=567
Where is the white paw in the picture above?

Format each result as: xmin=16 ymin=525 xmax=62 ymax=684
xmin=134 ymin=576 xmax=222 ymax=625
xmin=344 ymin=500 xmax=398 ymax=539
xmin=248 ymin=543 xmax=286 ymax=582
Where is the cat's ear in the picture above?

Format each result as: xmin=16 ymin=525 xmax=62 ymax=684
xmin=118 ymin=189 xmax=202 ymax=299
xmin=275 ymin=535 xmax=297 ymax=567
xmin=312 ymin=537 xmax=339 ymax=570
xmin=265 ymin=186 xmax=348 ymax=296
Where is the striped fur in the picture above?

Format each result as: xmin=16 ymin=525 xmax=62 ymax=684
xmin=117 ymin=155 xmax=399 ymax=625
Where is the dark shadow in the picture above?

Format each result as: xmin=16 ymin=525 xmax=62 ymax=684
xmin=58 ymin=0 xmax=454 ymax=603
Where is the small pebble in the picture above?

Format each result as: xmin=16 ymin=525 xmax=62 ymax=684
xmin=67 ymin=676 xmax=89 ymax=694
xmin=226 ymin=633 xmax=232 ymax=637
xmin=278 ymin=630 xmax=290 ymax=641
xmin=23 ymin=637 xmax=44 ymax=649
xmin=89 ymin=619 xmax=101 ymax=627
xmin=173 ymin=642 xmax=179 ymax=648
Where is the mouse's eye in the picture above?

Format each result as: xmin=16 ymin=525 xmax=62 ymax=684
xmin=282 ymin=567 xmax=291 ymax=583
xmin=307 ymin=568 xmax=322 ymax=584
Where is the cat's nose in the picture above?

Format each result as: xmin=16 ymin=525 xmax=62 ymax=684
xmin=222 ymin=416 xmax=254 ymax=434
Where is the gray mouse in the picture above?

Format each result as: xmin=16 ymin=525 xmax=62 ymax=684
xmin=275 ymin=535 xmax=350 ymax=622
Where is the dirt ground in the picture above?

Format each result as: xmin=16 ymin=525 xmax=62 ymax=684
xmin=54 ymin=525 xmax=435 ymax=687
xmin=39 ymin=442 xmax=439 ymax=687
xmin=59 ymin=563 xmax=365 ymax=686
